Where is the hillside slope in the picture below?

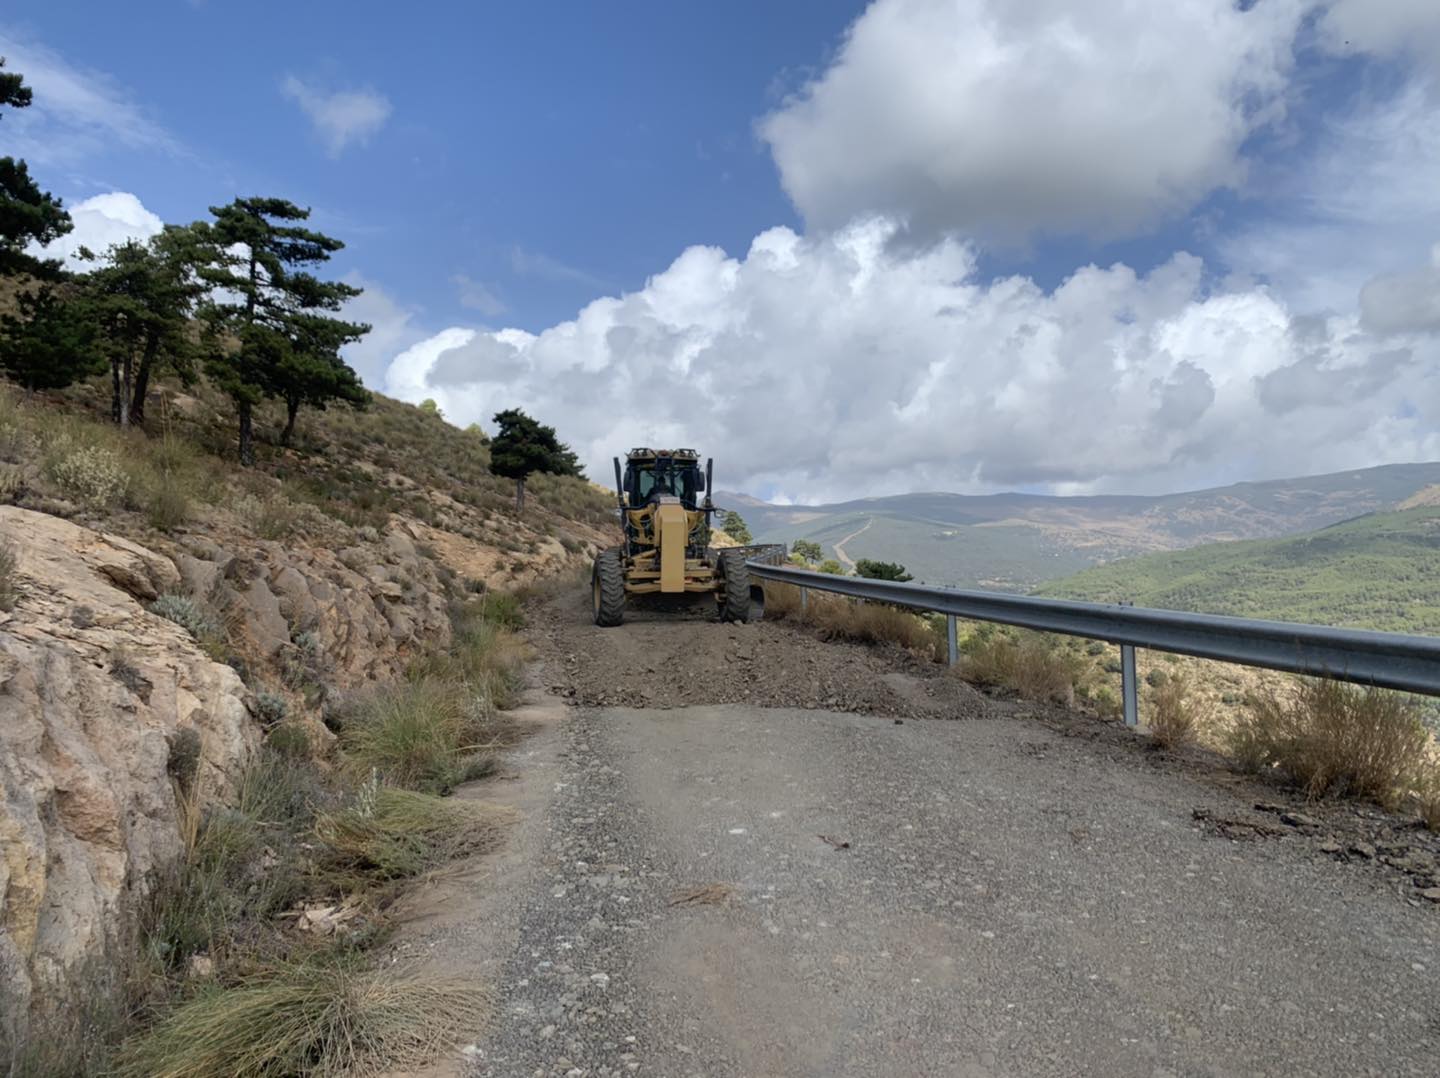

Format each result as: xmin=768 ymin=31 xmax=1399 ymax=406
xmin=1038 ymin=507 xmax=1440 ymax=634
xmin=722 ymin=462 xmax=1440 ymax=588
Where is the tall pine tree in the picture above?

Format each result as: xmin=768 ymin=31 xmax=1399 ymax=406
xmin=195 ymin=197 xmax=368 ymax=464
xmin=82 ymin=226 xmax=205 ymax=427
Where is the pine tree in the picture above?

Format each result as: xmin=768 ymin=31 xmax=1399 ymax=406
xmin=275 ymin=313 xmax=370 ymax=446
xmin=0 ymin=286 xmax=103 ymax=391
xmin=854 ymin=559 xmax=913 ymax=582
xmin=721 ymin=510 xmax=752 ymax=545
xmin=195 ymin=197 xmax=367 ymax=464
xmin=488 ymin=408 xmax=581 ymax=513
xmin=81 ymin=226 xmax=205 ymax=427
xmin=0 ymin=58 xmax=71 ymax=279
xmin=790 ymin=539 xmax=823 ymax=564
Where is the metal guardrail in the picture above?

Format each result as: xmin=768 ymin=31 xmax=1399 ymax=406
xmin=745 ymin=561 xmax=1440 ymax=726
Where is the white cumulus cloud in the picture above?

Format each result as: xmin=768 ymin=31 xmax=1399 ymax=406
xmin=374 ymin=219 xmax=1439 ymax=501
xmin=31 ymin=191 xmax=164 ymax=269
xmin=758 ymin=0 xmax=1308 ymax=244
xmin=1319 ymin=0 xmax=1440 ymax=74
xmin=282 ymin=75 xmax=392 ymax=157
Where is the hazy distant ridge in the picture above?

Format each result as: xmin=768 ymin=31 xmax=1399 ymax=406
xmin=721 ymin=462 xmax=1440 ymax=590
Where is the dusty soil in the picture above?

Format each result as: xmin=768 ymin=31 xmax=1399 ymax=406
xmin=530 ymin=584 xmax=988 ymax=719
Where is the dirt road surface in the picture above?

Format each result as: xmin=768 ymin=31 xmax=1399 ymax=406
xmin=422 ymin=587 xmax=1440 ymax=1077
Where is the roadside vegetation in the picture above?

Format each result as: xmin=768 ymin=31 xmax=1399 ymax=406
xmin=3 ymin=596 xmax=527 ymax=1075
xmin=763 ymin=579 xmax=944 ymax=659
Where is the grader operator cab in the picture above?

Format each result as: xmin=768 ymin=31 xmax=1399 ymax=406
xmin=591 ymin=448 xmax=762 ymax=627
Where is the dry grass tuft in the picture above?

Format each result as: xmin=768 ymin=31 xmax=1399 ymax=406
xmin=315 ymin=785 xmax=514 ymax=883
xmin=1147 ymin=674 xmax=1208 ymax=750
xmin=338 ymin=680 xmax=486 ymax=794
xmin=0 ymin=539 xmax=18 ymax=611
xmin=959 ymin=633 xmax=1082 ymax=705
xmin=1228 ymin=679 xmax=1429 ymax=807
xmin=763 ymin=582 xmax=942 ymax=659
xmin=114 ymin=955 xmax=491 ymax=1078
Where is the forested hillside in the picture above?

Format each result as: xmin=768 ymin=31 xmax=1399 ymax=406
xmin=1039 ymin=507 xmax=1440 ymax=634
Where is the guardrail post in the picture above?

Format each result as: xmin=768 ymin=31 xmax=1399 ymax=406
xmin=1119 ymin=600 xmax=1138 ymax=727
xmin=800 ymin=586 xmax=808 ymax=616
xmin=1121 ymin=644 xmax=1138 ymax=727
xmin=947 ymin=614 xmax=958 ymax=667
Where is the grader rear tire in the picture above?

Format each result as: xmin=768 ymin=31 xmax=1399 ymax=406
xmin=718 ymin=549 xmax=751 ymax=623
xmin=592 ymin=548 xmax=625 ymax=627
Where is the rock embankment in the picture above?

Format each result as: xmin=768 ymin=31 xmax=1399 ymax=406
xmin=0 ymin=501 xmax=591 ymax=1031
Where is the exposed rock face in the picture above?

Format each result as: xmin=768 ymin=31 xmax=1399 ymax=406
xmin=174 ymin=522 xmax=452 ymax=691
xmin=0 ymin=508 xmax=255 ymax=1025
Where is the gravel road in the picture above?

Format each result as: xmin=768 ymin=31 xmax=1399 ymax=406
xmin=460 ymin=590 xmax=1440 ymax=1078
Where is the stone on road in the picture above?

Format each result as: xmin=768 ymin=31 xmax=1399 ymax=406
xmin=473 ymin=700 xmax=1440 ymax=1077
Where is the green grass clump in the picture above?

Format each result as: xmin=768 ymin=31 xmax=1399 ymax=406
xmin=315 ymin=785 xmax=512 ymax=883
xmin=338 ymin=680 xmax=489 ymax=793
xmin=114 ymin=954 xmax=490 ymax=1078
xmin=406 ymin=599 xmax=526 ymax=711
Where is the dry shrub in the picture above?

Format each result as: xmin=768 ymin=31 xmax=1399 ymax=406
xmin=1418 ymin=769 xmax=1440 ymax=832
xmin=959 ymin=632 xmax=1081 ymax=705
xmin=1228 ymin=679 xmax=1429 ymax=806
xmin=114 ymin=954 xmax=491 ymax=1078
xmin=809 ymin=598 xmax=940 ymax=656
xmin=1148 ymin=673 xmax=1207 ymax=749
xmin=49 ymin=443 xmax=128 ymax=508
xmin=763 ymin=583 xmax=940 ymax=658
xmin=763 ymin=582 xmax=804 ymax=619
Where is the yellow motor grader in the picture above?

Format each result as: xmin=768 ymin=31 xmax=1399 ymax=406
xmin=591 ymin=448 xmax=768 ymax=626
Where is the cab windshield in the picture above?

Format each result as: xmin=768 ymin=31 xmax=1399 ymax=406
xmin=632 ymin=461 xmax=698 ymax=506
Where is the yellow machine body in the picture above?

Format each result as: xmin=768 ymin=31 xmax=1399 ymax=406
xmin=620 ymin=502 xmax=715 ymax=595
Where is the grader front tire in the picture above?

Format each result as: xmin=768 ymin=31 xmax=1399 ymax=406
xmin=593 ymin=548 xmax=626 ymax=627
xmin=718 ymin=550 xmax=751 ymax=624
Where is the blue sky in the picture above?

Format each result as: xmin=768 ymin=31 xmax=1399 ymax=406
xmin=7 ymin=1 xmax=866 ymax=330
xmin=4 ymin=1 xmax=1440 ymax=501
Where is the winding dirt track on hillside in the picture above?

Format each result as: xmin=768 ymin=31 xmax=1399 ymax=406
xmin=830 ymin=514 xmax=874 ymax=568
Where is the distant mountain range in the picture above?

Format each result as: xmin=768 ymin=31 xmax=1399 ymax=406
xmin=720 ymin=462 xmax=1440 ymax=591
